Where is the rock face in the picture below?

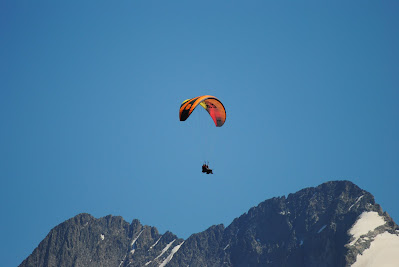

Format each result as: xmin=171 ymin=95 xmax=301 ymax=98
xmin=19 ymin=214 xmax=182 ymax=267
xmin=20 ymin=181 xmax=399 ymax=267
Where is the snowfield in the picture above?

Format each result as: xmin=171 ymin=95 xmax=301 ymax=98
xmin=349 ymin=211 xmax=385 ymax=245
xmin=349 ymin=211 xmax=399 ymax=266
xmin=351 ymin=232 xmax=399 ymax=267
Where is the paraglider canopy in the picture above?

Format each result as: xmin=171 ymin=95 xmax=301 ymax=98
xmin=179 ymin=95 xmax=226 ymax=127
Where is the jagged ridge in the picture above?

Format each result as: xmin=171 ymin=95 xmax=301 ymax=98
xmin=20 ymin=181 xmax=399 ymax=267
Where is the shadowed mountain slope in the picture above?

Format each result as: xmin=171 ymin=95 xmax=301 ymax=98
xmin=20 ymin=181 xmax=399 ymax=267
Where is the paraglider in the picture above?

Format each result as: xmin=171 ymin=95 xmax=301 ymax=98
xmin=179 ymin=95 xmax=226 ymax=127
xmin=179 ymin=95 xmax=226 ymax=174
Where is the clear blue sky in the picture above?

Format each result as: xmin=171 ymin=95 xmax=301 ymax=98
xmin=1 ymin=1 xmax=398 ymax=266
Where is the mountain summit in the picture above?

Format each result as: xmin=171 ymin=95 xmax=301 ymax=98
xmin=20 ymin=181 xmax=399 ymax=267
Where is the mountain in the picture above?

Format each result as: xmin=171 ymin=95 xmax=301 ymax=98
xmin=20 ymin=181 xmax=399 ymax=267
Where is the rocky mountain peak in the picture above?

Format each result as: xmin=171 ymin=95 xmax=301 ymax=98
xmin=20 ymin=180 xmax=399 ymax=267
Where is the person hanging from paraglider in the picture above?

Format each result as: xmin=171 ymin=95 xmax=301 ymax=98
xmin=202 ymin=161 xmax=213 ymax=174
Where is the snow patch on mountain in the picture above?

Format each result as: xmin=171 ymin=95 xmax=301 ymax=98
xmin=349 ymin=195 xmax=364 ymax=211
xmin=351 ymin=232 xmax=399 ymax=267
xmin=318 ymin=225 xmax=327 ymax=234
xmin=154 ymin=239 xmax=175 ymax=262
xmin=159 ymin=241 xmax=184 ymax=267
xmin=149 ymin=236 xmax=162 ymax=250
xmin=349 ymin=211 xmax=385 ymax=245
xmin=118 ymin=255 xmax=126 ymax=267
xmin=130 ymin=229 xmax=144 ymax=254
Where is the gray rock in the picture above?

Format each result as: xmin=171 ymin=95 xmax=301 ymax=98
xmin=20 ymin=180 xmax=398 ymax=267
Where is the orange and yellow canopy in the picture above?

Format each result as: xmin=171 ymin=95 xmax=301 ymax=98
xmin=179 ymin=95 xmax=226 ymax=127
